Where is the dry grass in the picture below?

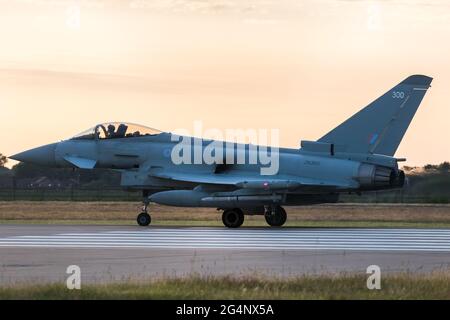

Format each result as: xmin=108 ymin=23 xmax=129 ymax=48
xmin=0 ymin=201 xmax=449 ymax=227
xmin=1 ymin=272 xmax=450 ymax=299
xmin=0 ymin=201 xmax=449 ymax=221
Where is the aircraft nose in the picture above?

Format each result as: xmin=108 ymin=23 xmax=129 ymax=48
xmin=9 ymin=143 xmax=57 ymax=166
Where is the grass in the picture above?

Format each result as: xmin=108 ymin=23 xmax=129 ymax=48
xmin=1 ymin=273 xmax=450 ymax=299
xmin=0 ymin=201 xmax=449 ymax=228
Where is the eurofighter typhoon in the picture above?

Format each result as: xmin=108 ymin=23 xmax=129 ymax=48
xmin=10 ymin=75 xmax=432 ymax=227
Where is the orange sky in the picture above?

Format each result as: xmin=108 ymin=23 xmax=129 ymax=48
xmin=1 ymin=0 xmax=449 ymax=168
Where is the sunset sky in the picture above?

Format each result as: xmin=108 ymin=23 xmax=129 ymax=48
xmin=1 ymin=0 xmax=449 ymax=168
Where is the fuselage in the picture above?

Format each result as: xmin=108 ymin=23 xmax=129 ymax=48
xmin=11 ymin=130 xmax=405 ymax=209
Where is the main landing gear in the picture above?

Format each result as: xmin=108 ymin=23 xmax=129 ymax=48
xmin=264 ymin=205 xmax=287 ymax=227
xmin=222 ymin=208 xmax=245 ymax=228
xmin=221 ymin=205 xmax=287 ymax=228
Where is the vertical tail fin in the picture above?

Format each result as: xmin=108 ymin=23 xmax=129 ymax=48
xmin=318 ymin=75 xmax=433 ymax=156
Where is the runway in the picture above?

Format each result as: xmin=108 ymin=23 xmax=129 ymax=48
xmin=1 ymin=225 xmax=450 ymax=284
xmin=2 ymin=226 xmax=450 ymax=251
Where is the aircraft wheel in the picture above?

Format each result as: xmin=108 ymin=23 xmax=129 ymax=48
xmin=265 ymin=206 xmax=287 ymax=227
xmin=137 ymin=212 xmax=151 ymax=226
xmin=222 ymin=208 xmax=244 ymax=228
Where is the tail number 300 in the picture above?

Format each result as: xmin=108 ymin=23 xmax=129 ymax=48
xmin=392 ymin=91 xmax=405 ymax=99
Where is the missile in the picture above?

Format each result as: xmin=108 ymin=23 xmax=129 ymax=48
xmin=149 ymin=190 xmax=283 ymax=207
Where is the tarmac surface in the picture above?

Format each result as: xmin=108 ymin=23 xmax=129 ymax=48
xmin=1 ymin=225 xmax=450 ymax=284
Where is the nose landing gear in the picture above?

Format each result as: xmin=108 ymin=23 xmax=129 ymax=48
xmin=137 ymin=211 xmax=151 ymax=226
xmin=137 ymin=196 xmax=151 ymax=226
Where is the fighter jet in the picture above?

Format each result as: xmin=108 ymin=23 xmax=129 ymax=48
xmin=10 ymin=75 xmax=432 ymax=228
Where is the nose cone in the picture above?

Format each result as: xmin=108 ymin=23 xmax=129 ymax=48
xmin=9 ymin=143 xmax=57 ymax=166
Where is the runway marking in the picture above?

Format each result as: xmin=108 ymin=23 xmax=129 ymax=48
xmin=2 ymin=228 xmax=450 ymax=252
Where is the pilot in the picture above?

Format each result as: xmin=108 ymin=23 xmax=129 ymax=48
xmin=107 ymin=124 xmax=116 ymax=138
xmin=116 ymin=123 xmax=128 ymax=138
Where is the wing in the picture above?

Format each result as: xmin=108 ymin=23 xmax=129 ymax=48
xmin=148 ymin=168 xmax=355 ymax=191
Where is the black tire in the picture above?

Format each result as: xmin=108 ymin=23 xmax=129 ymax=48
xmin=222 ymin=208 xmax=244 ymax=228
xmin=137 ymin=212 xmax=151 ymax=226
xmin=265 ymin=206 xmax=287 ymax=227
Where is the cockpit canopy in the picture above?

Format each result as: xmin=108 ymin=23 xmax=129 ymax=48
xmin=71 ymin=122 xmax=162 ymax=140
